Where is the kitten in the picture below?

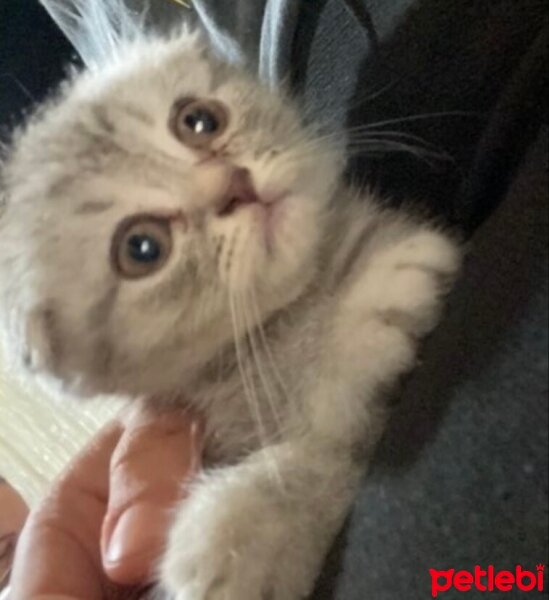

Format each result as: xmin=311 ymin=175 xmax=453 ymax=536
xmin=0 ymin=27 xmax=460 ymax=600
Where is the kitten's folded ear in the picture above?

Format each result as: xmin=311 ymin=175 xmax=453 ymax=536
xmin=39 ymin=0 xmax=145 ymax=69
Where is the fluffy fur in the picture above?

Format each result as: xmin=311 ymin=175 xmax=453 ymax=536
xmin=38 ymin=0 xmax=145 ymax=68
xmin=0 ymin=24 xmax=460 ymax=600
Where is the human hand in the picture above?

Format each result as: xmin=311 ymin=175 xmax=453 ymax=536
xmin=8 ymin=409 xmax=202 ymax=600
xmin=0 ymin=479 xmax=28 ymax=589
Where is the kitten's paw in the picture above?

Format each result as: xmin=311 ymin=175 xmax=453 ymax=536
xmin=160 ymin=479 xmax=314 ymax=600
xmin=390 ymin=230 xmax=461 ymax=288
xmin=368 ymin=230 xmax=461 ymax=335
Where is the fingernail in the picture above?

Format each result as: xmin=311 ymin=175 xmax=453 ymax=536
xmin=105 ymin=503 xmax=169 ymax=569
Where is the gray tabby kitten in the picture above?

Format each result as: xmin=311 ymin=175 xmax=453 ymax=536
xmin=0 ymin=22 xmax=460 ymax=600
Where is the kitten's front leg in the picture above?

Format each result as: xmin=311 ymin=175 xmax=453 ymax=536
xmin=160 ymin=439 xmax=360 ymax=600
xmin=160 ymin=225 xmax=460 ymax=600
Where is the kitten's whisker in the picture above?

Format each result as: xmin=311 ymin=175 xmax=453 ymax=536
xmin=299 ymin=133 xmax=344 ymax=153
xmin=349 ymin=148 xmax=437 ymax=168
xmin=239 ymin=294 xmax=292 ymax=489
xmin=346 ymin=110 xmax=477 ymax=131
xmin=347 ymin=136 xmax=448 ymax=155
xmin=240 ymin=292 xmax=284 ymax=437
xmin=347 ymin=128 xmax=454 ymax=162
xmin=346 ymin=138 xmax=449 ymax=166
xmin=228 ymin=293 xmax=266 ymax=446
xmin=296 ymin=127 xmax=453 ymax=163
xmin=287 ymin=137 xmax=450 ymax=168
xmin=293 ymin=110 xmax=476 ymax=161
xmin=229 ymin=293 xmax=281 ymax=483
xmin=348 ymin=128 xmax=445 ymax=151
xmin=249 ymin=287 xmax=297 ymax=423
xmin=292 ymin=128 xmax=451 ymax=165
xmin=345 ymin=78 xmax=402 ymax=110
xmin=238 ymin=305 xmax=284 ymax=487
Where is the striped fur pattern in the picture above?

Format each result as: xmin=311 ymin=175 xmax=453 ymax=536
xmin=0 ymin=25 xmax=460 ymax=600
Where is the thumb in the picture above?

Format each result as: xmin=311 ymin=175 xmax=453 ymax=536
xmin=101 ymin=411 xmax=203 ymax=585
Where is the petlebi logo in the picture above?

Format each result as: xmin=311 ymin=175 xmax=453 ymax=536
xmin=430 ymin=564 xmax=545 ymax=597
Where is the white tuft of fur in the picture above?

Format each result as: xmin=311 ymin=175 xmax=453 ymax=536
xmin=39 ymin=0 xmax=145 ymax=68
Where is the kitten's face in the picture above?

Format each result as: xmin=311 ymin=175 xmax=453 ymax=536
xmin=0 ymin=33 xmax=341 ymax=397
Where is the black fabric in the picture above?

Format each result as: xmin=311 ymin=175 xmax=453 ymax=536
xmin=292 ymin=0 xmax=547 ymax=234
xmin=315 ymin=129 xmax=549 ymax=599
xmin=0 ymin=1 xmax=75 ymax=138
xmin=289 ymin=5 xmax=549 ymax=593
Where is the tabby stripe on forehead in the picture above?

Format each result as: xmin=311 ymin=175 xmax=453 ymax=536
xmin=117 ymin=103 xmax=155 ymax=126
xmin=93 ymin=105 xmax=116 ymax=134
xmin=93 ymin=103 xmax=155 ymax=131
xmin=75 ymin=200 xmax=114 ymax=215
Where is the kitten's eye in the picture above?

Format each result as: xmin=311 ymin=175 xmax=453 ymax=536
xmin=111 ymin=215 xmax=172 ymax=279
xmin=169 ymin=98 xmax=229 ymax=149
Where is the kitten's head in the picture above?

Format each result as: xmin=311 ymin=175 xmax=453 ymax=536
xmin=0 ymin=31 xmax=341 ymax=398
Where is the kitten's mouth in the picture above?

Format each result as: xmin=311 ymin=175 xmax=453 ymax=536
xmin=217 ymin=167 xmax=260 ymax=217
xmin=217 ymin=168 xmax=288 ymax=218
xmin=216 ymin=167 xmax=288 ymax=254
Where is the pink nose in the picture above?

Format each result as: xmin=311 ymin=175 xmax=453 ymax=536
xmin=218 ymin=167 xmax=259 ymax=216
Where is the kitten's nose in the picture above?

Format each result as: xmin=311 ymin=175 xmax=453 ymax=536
xmin=218 ymin=167 xmax=259 ymax=216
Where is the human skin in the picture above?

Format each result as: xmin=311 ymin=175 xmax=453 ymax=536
xmin=8 ymin=409 xmax=202 ymax=600
xmin=0 ymin=479 xmax=28 ymax=589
